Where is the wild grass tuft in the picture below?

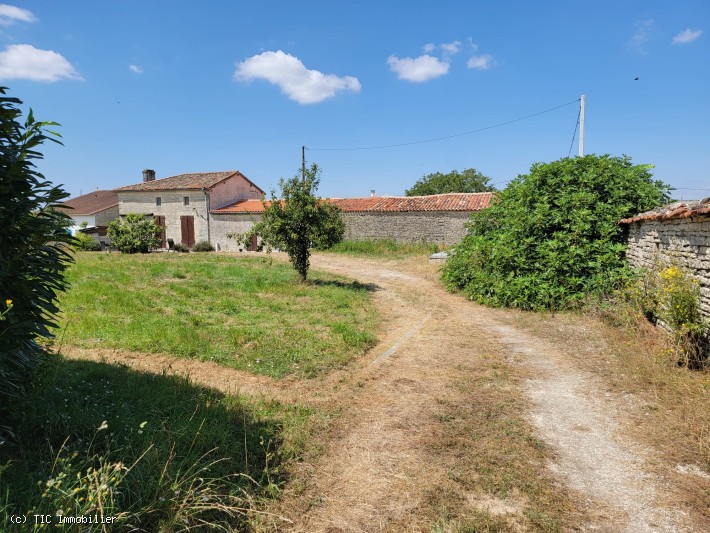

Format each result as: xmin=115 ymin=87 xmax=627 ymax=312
xmin=324 ymin=239 xmax=440 ymax=258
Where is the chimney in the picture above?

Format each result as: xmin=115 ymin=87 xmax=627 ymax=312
xmin=142 ymin=169 xmax=156 ymax=182
xmin=370 ymin=189 xmax=375 ymax=197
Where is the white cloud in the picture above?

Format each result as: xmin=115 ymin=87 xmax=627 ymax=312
xmin=672 ymin=28 xmax=702 ymax=44
xmin=627 ymin=19 xmax=654 ymax=53
xmin=387 ymin=54 xmax=450 ymax=82
xmin=0 ymin=4 xmax=35 ymax=26
xmin=128 ymin=64 xmax=143 ymax=73
xmin=234 ymin=50 xmax=361 ymax=104
xmin=440 ymin=40 xmax=461 ymax=55
xmin=467 ymin=54 xmax=494 ymax=70
xmin=0 ymin=44 xmax=82 ymax=82
xmin=423 ymin=43 xmax=436 ymax=53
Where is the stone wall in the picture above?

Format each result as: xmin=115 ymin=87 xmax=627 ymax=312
xmin=119 ymin=190 xmax=210 ymax=246
xmin=341 ymin=211 xmax=471 ymax=245
xmin=625 ymin=215 xmax=710 ymax=319
xmin=94 ymin=205 xmax=119 ymax=227
xmin=210 ymin=213 xmax=262 ymax=252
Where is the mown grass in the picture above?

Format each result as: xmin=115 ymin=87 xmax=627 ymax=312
xmin=324 ymin=239 xmax=441 ymax=258
xmin=56 ymin=253 xmax=377 ymax=378
xmin=0 ymin=357 xmax=313 ymax=531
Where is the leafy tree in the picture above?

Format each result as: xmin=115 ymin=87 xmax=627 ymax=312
xmin=0 ymin=87 xmax=74 ymax=401
xmin=107 ymin=213 xmax=162 ymax=253
xmin=243 ymin=164 xmax=344 ymax=281
xmin=443 ymin=155 xmax=671 ymax=311
xmin=405 ymin=168 xmax=495 ymax=196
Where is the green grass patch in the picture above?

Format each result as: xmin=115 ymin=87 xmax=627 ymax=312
xmin=324 ymin=239 xmax=441 ymax=258
xmin=0 ymin=357 xmax=312 ymax=531
xmin=56 ymin=253 xmax=377 ymax=378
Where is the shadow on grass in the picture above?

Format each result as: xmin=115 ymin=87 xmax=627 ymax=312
xmin=1 ymin=357 xmax=294 ymax=531
xmin=310 ymin=278 xmax=381 ymax=292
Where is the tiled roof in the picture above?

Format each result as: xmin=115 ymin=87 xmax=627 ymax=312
xmin=619 ymin=198 xmax=710 ymax=224
xmin=211 ymin=193 xmax=494 ymax=214
xmin=115 ymin=171 xmax=264 ymax=193
xmin=57 ymin=190 xmax=118 ymax=215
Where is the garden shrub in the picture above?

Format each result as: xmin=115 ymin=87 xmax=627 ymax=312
xmin=172 ymin=242 xmax=190 ymax=253
xmin=74 ymin=231 xmax=101 ymax=251
xmin=192 ymin=240 xmax=214 ymax=252
xmin=443 ymin=155 xmax=671 ymax=311
xmin=107 ymin=213 xmax=161 ymax=253
xmin=0 ymin=87 xmax=74 ymax=402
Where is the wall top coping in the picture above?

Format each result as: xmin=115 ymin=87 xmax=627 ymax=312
xmin=619 ymin=198 xmax=710 ymax=224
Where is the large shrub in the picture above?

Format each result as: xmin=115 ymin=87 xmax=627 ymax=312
xmin=443 ymin=155 xmax=671 ymax=311
xmin=0 ymin=87 xmax=74 ymax=401
xmin=107 ymin=213 xmax=162 ymax=253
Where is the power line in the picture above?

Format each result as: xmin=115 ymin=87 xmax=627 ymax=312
xmin=308 ymin=98 xmax=581 ymax=152
xmin=567 ymin=107 xmax=581 ymax=157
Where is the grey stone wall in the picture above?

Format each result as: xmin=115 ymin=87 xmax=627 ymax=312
xmin=625 ymin=215 xmax=710 ymax=319
xmin=95 ymin=205 xmax=119 ymax=227
xmin=211 ymin=213 xmax=262 ymax=252
xmin=118 ymin=190 xmax=210 ymax=246
xmin=342 ymin=211 xmax=472 ymax=245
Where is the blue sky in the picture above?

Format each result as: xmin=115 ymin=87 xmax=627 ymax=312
xmin=1 ymin=1 xmax=708 ymax=200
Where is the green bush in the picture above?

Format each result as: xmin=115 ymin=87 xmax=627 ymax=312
xmin=0 ymin=88 xmax=74 ymax=403
xmin=172 ymin=242 xmax=190 ymax=253
xmin=74 ymin=231 xmax=101 ymax=251
xmin=443 ymin=155 xmax=671 ymax=311
xmin=107 ymin=213 xmax=161 ymax=254
xmin=192 ymin=240 xmax=214 ymax=252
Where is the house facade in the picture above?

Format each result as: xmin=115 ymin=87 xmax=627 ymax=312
xmin=209 ymin=193 xmax=494 ymax=252
xmin=115 ymin=169 xmax=264 ymax=248
xmin=57 ymin=190 xmax=119 ymax=233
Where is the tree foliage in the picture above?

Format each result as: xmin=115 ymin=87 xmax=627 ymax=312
xmin=443 ymin=155 xmax=671 ymax=311
xmin=107 ymin=213 xmax=162 ymax=253
xmin=405 ymin=168 xmax=495 ymax=196
xmin=0 ymin=87 xmax=74 ymax=401
xmin=242 ymin=164 xmax=344 ymax=281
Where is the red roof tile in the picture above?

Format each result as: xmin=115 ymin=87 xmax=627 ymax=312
xmin=619 ymin=198 xmax=710 ymax=224
xmin=212 ymin=193 xmax=493 ymax=214
xmin=57 ymin=190 xmax=118 ymax=215
xmin=115 ymin=171 xmax=264 ymax=193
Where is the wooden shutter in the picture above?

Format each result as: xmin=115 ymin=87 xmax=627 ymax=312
xmin=180 ymin=216 xmax=195 ymax=248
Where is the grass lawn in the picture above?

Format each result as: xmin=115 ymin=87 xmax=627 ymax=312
xmin=56 ymin=252 xmax=377 ymax=378
xmin=324 ymin=239 xmax=441 ymax=258
xmin=1 ymin=357 xmax=313 ymax=531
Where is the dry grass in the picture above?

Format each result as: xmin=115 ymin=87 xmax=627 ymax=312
xmin=505 ymin=308 xmax=710 ymax=526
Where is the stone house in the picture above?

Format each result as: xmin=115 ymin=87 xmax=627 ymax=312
xmin=209 ymin=192 xmax=494 ymax=252
xmin=57 ymin=190 xmax=119 ymax=233
xmin=115 ymin=169 xmax=264 ymax=248
xmin=620 ymin=198 xmax=710 ymax=320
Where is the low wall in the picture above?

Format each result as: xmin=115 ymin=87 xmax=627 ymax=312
xmin=625 ymin=215 xmax=710 ymax=319
xmin=210 ymin=213 xmax=262 ymax=252
xmin=342 ymin=211 xmax=471 ymax=245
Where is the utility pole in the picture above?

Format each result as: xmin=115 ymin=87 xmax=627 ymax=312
xmin=302 ymin=145 xmax=306 ymax=181
xmin=578 ymin=95 xmax=585 ymax=157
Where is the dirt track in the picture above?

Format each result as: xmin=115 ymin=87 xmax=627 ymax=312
xmin=65 ymin=253 xmax=705 ymax=532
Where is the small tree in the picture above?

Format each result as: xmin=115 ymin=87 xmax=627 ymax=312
xmin=0 ymin=87 xmax=74 ymax=401
xmin=405 ymin=168 xmax=495 ymax=196
xmin=244 ymin=164 xmax=344 ymax=281
xmin=107 ymin=213 xmax=162 ymax=253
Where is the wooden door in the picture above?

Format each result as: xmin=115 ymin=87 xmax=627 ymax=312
xmin=248 ymin=234 xmax=258 ymax=252
xmin=180 ymin=216 xmax=195 ymax=248
xmin=154 ymin=216 xmax=166 ymax=248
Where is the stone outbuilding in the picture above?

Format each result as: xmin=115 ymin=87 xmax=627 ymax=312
xmin=209 ymin=192 xmax=494 ymax=252
xmin=115 ymin=169 xmax=264 ymax=248
xmin=620 ymin=198 xmax=710 ymax=319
